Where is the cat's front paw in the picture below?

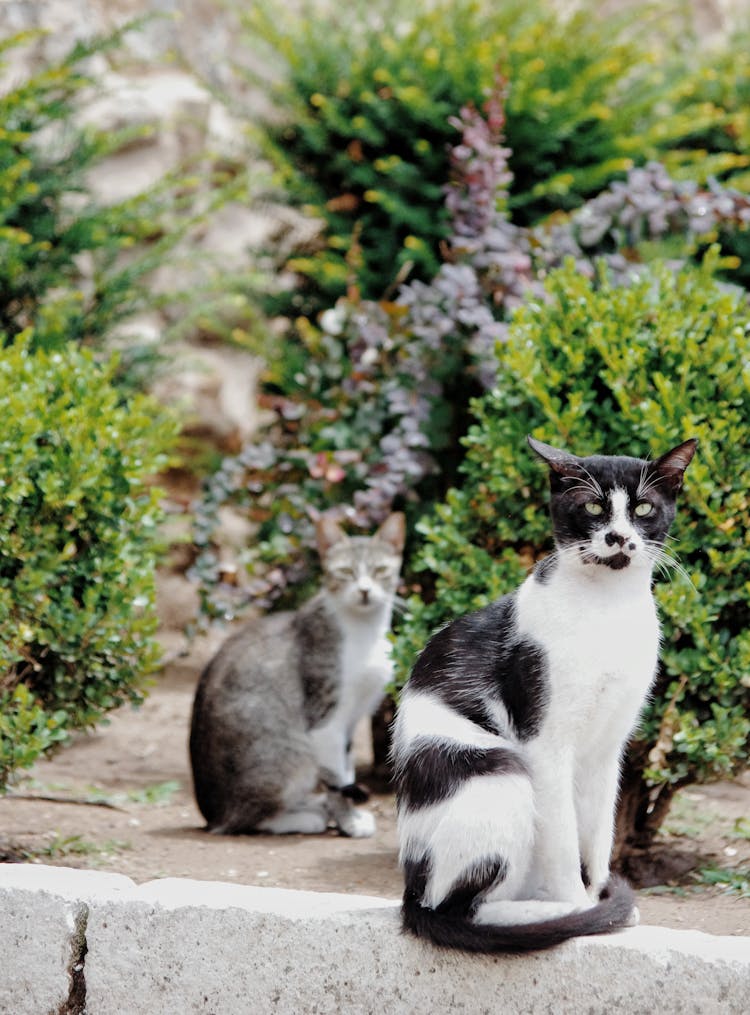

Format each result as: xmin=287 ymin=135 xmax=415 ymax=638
xmin=336 ymin=807 xmax=376 ymax=838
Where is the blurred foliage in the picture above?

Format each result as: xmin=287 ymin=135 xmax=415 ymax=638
xmin=0 ymin=340 xmax=177 ymax=789
xmin=0 ymin=28 xmax=254 ymax=381
xmin=391 ymin=255 xmax=749 ymax=844
xmin=194 ymin=81 xmax=750 ymax=622
xmin=238 ymin=0 xmax=750 ymax=312
xmin=0 ymin=29 xmax=193 ymax=786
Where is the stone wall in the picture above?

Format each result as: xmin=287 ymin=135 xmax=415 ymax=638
xmin=0 ymin=0 xmax=297 ymax=457
xmin=2 ymin=864 xmax=749 ymax=1015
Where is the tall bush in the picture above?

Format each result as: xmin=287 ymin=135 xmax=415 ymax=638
xmin=392 ymin=256 xmax=750 ymax=856
xmin=240 ymin=0 xmax=750 ymax=312
xmin=194 ymin=81 xmax=750 ymax=620
xmin=0 ymin=340 xmax=176 ymax=789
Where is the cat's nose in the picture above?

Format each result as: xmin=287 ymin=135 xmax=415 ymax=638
xmin=605 ymin=531 xmax=627 ymax=547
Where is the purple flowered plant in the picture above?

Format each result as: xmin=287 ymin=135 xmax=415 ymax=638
xmin=193 ymin=77 xmax=750 ymax=618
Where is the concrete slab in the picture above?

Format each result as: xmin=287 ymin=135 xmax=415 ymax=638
xmin=0 ymin=864 xmax=129 ymax=1015
xmin=1 ymin=864 xmax=748 ymax=1015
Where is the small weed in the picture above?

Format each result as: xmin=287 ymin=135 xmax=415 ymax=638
xmin=731 ymin=817 xmax=750 ymax=841
xmin=640 ymin=884 xmax=690 ymax=898
xmin=30 ymin=833 xmax=132 ymax=864
xmin=125 ymin=780 xmax=181 ymax=806
xmin=38 ymin=834 xmax=101 ymax=859
xmin=693 ymin=865 xmax=750 ymax=898
xmin=82 ymin=780 xmax=181 ymax=807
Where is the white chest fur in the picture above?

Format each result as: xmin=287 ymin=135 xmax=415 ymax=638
xmin=516 ymin=561 xmax=659 ymax=742
xmin=337 ymin=612 xmax=392 ymax=720
xmin=307 ymin=605 xmax=392 ymax=789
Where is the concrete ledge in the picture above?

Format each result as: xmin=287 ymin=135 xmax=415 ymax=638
xmin=1 ymin=864 xmax=748 ymax=1014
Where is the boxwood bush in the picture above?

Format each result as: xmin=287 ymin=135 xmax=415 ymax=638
xmin=0 ymin=340 xmax=177 ymax=789
xmin=392 ymin=254 xmax=750 ymax=857
xmin=0 ymin=30 xmax=191 ymax=787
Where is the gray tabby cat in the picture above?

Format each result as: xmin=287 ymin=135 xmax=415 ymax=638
xmin=190 ymin=512 xmax=405 ymax=837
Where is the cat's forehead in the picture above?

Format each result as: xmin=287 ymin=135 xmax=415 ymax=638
xmin=324 ymin=536 xmax=398 ymax=567
xmin=575 ymin=454 xmax=648 ymax=492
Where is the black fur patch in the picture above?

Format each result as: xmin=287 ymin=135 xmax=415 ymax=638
xmin=339 ymin=782 xmax=370 ymax=803
xmin=595 ymin=551 xmax=630 ymax=570
xmin=435 ymin=855 xmax=509 ymax=918
xmin=395 ymin=737 xmax=528 ymax=810
xmin=403 ymin=855 xmax=430 ymax=907
xmin=402 ymin=873 xmax=637 ymax=952
xmin=294 ymin=599 xmax=342 ymax=728
xmin=532 ymin=554 xmax=557 ymax=585
xmin=407 ymin=595 xmax=549 ymax=742
xmin=493 ymin=636 xmax=548 ymax=741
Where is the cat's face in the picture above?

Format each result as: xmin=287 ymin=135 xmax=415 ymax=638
xmin=528 ymin=437 xmax=697 ymax=573
xmin=315 ymin=513 xmax=405 ymax=614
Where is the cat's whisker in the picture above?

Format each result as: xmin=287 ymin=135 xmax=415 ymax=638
xmin=391 ymin=595 xmax=409 ymax=616
xmin=578 ymin=465 xmax=605 ymax=501
xmin=566 ymin=482 xmax=602 ymax=500
xmin=636 ymin=472 xmax=665 ymax=500
xmin=644 ymin=541 xmax=695 ymax=589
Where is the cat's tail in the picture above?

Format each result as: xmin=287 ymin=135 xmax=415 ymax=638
xmin=401 ymin=875 xmax=637 ymax=953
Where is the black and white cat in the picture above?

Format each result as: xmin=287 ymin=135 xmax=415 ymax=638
xmin=190 ymin=512 xmax=405 ymax=837
xmin=392 ymin=436 xmax=696 ymax=951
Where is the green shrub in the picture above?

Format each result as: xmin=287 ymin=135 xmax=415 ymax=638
xmin=1 ymin=30 xmax=157 ymax=354
xmin=194 ymin=75 xmax=750 ymax=620
xmin=392 ymin=254 xmax=750 ymax=854
xmin=0 ymin=28 xmax=249 ymax=380
xmin=241 ymin=0 xmax=750 ymax=311
xmin=0 ymin=339 xmax=177 ymax=789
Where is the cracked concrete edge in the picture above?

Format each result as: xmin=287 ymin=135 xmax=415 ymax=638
xmin=1 ymin=864 xmax=749 ymax=1015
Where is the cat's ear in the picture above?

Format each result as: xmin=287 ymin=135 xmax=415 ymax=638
xmin=647 ymin=438 xmax=698 ymax=493
xmin=375 ymin=512 xmax=406 ymax=554
xmin=315 ymin=515 xmax=349 ymax=557
xmin=527 ymin=436 xmax=584 ymax=478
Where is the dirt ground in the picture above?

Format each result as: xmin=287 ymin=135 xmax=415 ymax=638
xmin=1 ymin=626 xmax=749 ymax=937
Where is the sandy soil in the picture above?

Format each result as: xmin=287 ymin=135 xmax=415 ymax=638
xmin=1 ymin=630 xmax=749 ymax=937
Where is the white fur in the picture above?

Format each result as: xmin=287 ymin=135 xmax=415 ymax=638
xmin=587 ymin=487 xmax=648 ymax=567
xmin=400 ymin=769 xmax=534 ymax=908
xmin=393 ymin=691 xmax=503 ymax=753
xmin=305 ymin=590 xmax=395 ymax=838
xmin=308 ymin=606 xmax=392 ymax=786
xmin=514 ymin=550 xmax=658 ymax=902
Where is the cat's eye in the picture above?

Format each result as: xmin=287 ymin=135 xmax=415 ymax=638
xmin=333 ymin=566 xmax=355 ymax=579
xmin=634 ymin=502 xmax=653 ymax=517
xmin=373 ymin=565 xmax=392 ymax=578
xmin=584 ymin=502 xmax=604 ymax=516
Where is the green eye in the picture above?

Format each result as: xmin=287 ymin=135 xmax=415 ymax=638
xmin=584 ymin=502 xmax=604 ymax=516
xmin=635 ymin=502 xmax=653 ymax=517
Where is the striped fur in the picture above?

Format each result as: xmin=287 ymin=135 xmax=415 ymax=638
xmin=393 ymin=437 xmax=696 ymax=952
